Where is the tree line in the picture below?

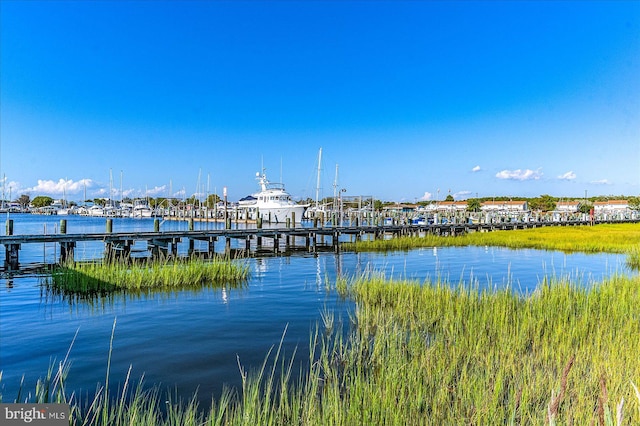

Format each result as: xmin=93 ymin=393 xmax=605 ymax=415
xmin=9 ymin=193 xmax=640 ymax=213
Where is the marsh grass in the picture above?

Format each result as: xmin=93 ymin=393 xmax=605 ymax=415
xmin=6 ymin=272 xmax=639 ymax=424
xmin=344 ymin=223 xmax=640 ymax=269
xmin=344 ymin=223 xmax=640 ymax=253
xmin=43 ymin=257 xmax=250 ymax=294
xmin=338 ymin=271 xmax=640 ymax=424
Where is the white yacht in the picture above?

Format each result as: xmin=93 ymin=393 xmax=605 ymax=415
xmin=132 ymin=199 xmax=153 ymax=218
xmin=240 ymin=171 xmax=308 ymax=223
xmin=87 ymin=205 xmax=105 ymax=217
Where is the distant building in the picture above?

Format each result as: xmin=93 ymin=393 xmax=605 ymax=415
xmin=555 ymin=201 xmax=581 ymax=213
xmin=480 ymin=200 xmax=528 ymax=212
xmin=593 ymin=200 xmax=629 ymax=213
xmin=382 ymin=204 xmax=416 ymax=214
xmin=424 ymin=201 xmax=468 ymax=213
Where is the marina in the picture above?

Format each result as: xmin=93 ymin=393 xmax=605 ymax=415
xmin=2 ymin=214 xmax=638 ymax=273
xmin=0 ymin=214 xmax=632 ymax=409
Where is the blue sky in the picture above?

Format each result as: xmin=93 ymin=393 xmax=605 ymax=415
xmin=1 ymin=0 xmax=639 ymax=203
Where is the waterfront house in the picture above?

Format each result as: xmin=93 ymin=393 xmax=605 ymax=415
xmin=480 ymin=200 xmax=528 ymax=212
xmin=424 ymin=200 xmax=469 ymax=213
xmin=593 ymin=200 xmax=629 ymax=213
xmin=382 ymin=204 xmax=416 ymax=214
xmin=556 ymin=201 xmax=581 ymax=213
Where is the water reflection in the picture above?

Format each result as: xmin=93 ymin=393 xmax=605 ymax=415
xmin=39 ymin=276 xmax=247 ymax=311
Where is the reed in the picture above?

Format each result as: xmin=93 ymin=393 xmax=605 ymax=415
xmin=343 ymin=223 xmax=640 ymax=264
xmin=5 ymin=271 xmax=639 ymax=424
xmin=329 ymin=271 xmax=640 ymax=424
xmin=43 ymin=257 xmax=250 ymax=294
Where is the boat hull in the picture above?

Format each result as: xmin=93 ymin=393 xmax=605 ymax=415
xmin=252 ymin=205 xmax=307 ymax=223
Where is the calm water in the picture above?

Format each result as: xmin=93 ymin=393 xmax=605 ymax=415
xmin=0 ymin=214 xmax=631 ymax=404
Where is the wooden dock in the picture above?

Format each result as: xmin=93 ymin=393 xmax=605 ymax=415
xmin=1 ymin=218 xmax=638 ymax=272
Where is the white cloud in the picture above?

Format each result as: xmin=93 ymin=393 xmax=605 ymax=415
xmin=122 ymin=188 xmax=137 ymax=198
xmin=145 ymin=185 xmax=168 ymax=197
xmin=453 ymin=191 xmax=471 ymax=199
xmin=4 ymin=180 xmax=23 ymax=195
xmin=472 ymin=165 xmax=481 ymax=172
xmin=495 ymin=169 xmax=543 ymax=181
xmin=420 ymin=191 xmax=432 ymax=201
xmin=557 ymin=171 xmax=576 ymax=180
xmin=26 ymin=178 xmax=94 ymax=195
xmin=591 ymin=179 xmax=611 ymax=185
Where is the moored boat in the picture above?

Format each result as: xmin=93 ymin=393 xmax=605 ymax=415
xmin=132 ymin=199 xmax=153 ymax=218
xmin=240 ymin=171 xmax=308 ymax=223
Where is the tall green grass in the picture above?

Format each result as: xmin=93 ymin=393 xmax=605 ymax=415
xmin=6 ymin=272 xmax=639 ymax=424
xmin=344 ymin=223 xmax=640 ymax=269
xmin=341 ymin=272 xmax=640 ymax=424
xmin=42 ymin=257 xmax=250 ymax=294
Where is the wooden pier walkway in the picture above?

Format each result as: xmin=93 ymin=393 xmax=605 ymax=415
xmin=1 ymin=218 xmax=638 ymax=272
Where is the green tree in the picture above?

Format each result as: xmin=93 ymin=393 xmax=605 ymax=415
xmin=185 ymin=196 xmax=200 ymax=207
xmin=18 ymin=194 xmax=31 ymax=209
xmin=31 ymin=195 xmax=52 ymax=208
xmin=206 ymin=194 xmax=221 ymax=208
xmin=578 ymin=202 xmax=593 ymax=214
xmin=529 ymin=194 xmax=556 ymax=212
xmin=445 ymin=194 xmax=454 ymax=202
xmin=467 ymin=198 xmax=481 ymax=212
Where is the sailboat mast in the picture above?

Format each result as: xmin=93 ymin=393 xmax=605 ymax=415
xmin=333 ymin=164 xmax=339 ymax=211
xmin=109 ymin=168 xmax=113 ymax=208
xmin=315 ymin=148 xmax=322 ymax=209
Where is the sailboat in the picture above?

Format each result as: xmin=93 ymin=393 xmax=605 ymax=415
xmin=304 ymin=148 xmax=330 ymax=219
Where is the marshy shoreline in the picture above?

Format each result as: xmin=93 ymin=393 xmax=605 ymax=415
xmin=2 ymin=223 xmax=639 ymax=425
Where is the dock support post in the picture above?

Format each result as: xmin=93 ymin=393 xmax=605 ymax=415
xmin=188 ymin=218 xmax=195 ymax=256
xmin=225 ymin=237 xmax=231 ymax=256
xmin=274 ymin=235 xmax=279 ymax=253
xmin=4 ymin=219 xmax=19 ymax=270
xmin=209 ymin=237 xmax=217 ymax=257
xmin=154 ymin=219 xmax=160 ymax=232
xmin=58 ymin=219 xmax=75 ymax=264
xmin=105 ymin=219 xmax=114 ymax=260
xmin=5 ymin=244 xmax=20 ymax=271
xmin=3 ymin=219 xmax=19 ymax=270
xmin=291 ymin=212 xmax=296 ymax=228
xmin=256 ymin=218 xmax=262 ymax=246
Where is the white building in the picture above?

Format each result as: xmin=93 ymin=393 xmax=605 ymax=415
xmin=480 ymin=200 xmax=528 ymax=212
xmin=555 ymin=201 xmax=581 ymax=213
xmin=423 ymin=201 xmax=469 ymax=213
xmin=593 ymin=200 xmax=629 ymax=213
